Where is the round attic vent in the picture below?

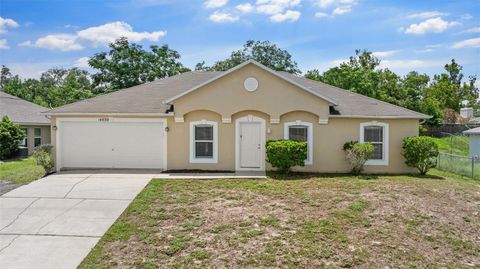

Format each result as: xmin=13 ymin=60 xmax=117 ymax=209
xmin=244 ymin=77 xmax=258 ymax=92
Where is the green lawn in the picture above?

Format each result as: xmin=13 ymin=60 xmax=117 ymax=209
xmin=432 ymin=135 xmax=469 ymax=156
xmin=80 ymin=171 xmax=479 ymax=269
xmin=0 ymin=157 xmax=45 ymax=184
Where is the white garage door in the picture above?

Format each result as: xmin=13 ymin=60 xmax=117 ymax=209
xmin=59 ymin=119 xmax=165 ymax=169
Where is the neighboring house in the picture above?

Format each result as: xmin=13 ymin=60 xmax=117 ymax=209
xmin=46 ymin=60 xmax=430 ymax=173
xmin=463 ymin=127 xmax=480 ymax=157
xmin=0 ymin=91 xmax=51 ymax=155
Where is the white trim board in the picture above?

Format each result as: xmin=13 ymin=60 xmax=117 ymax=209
xmin=164 ymin=59 xmax=338 ymax=106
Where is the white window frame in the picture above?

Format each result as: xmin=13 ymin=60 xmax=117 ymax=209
xmin=190 ymin=120 xmax=218 ymax=163
xmin=20 ymin=128 xmax=28 ymax=148
xmin=360 ymin=121 xmax=389 ymax=166
xmin=284 ymin=121 xmax=313 ymax=165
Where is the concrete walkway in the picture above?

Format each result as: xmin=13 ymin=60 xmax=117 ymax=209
xmin=0 ymin=172 xmax=153 ymax=269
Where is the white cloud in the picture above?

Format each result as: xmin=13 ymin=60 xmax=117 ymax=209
xmin=74 ymin=57 xmax=90 ymax=68
xmin=461 ymin=26 xmax=480 ymax=34
xmin=270 ymin=10 xmax=300 ymax=22
xmin=332 ymin=6 xmax=351 ymax=16
xmin=372 ymin=50 xmax=400 ymax=58
xmin=461 ymin=13 xmax=473 ymax=20
xmin=204 ymin=0 xmax=228 ymax=9
xmin=209 ymin=11 xmax=239 ymax=23
xmin=451 ymin=38 xmax=480 ymax=49
xmin=415 ymin=48 xmax=433 ymax=53
xmin=32 ymin=34 xmax=83 ymax=51
xmin=256 ymin=0 xmax=301 ymax=15
xmin=406 ymin=11 xmax=446 ymax=19
xmin=0 ymin=17 xmax=19 ymax=34
xmin=19 ymin=21 xmax=166 ymax=51
xmin=235 ymin=3 xmax=253 ymax=13
xmin=315 ymin=12 xmax=329 ymax=18
xmin=314 ymin=0 xmax=355 ymax=9
xmin=425 ymin=44 xmax=443 ymax=48
xmin=405 ymin=17 xmax=460 ymax=35
xmin=0 ymin=39 xmax=9 ymax=49
xmin=77 ymin=22 xmax=165 ymax=46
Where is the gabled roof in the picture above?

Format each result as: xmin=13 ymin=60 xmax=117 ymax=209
xmin=164 ymin=60 xmax=339 ymax=106
xmin=0 ymin=91 xmax=50 ymax=125
xmin=46 ymin=60 xmax=430 ymax=119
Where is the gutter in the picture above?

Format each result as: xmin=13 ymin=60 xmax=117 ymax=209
xmin=42 ymin=112 xmax=175 ymax=117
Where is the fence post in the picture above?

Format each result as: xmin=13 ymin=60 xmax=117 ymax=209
xmin=472 ymin=157 xmax=475 ymax=179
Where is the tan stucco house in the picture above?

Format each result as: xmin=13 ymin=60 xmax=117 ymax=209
xmin=46 ymin=60 xmax=430 ymax=173
xmin=0 ymin=91 xmax=51 ymax=155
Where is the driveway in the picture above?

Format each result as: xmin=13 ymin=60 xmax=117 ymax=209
xmin=0 ymin=171 xmax=154 ymax=269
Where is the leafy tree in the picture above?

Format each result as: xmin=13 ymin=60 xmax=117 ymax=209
xmin=0 ymin=116 xmax=26 ymax=160
xmin=202 ymin=40 xmax=301 ymax=74
xmin=403 ymin=136 xmax=438 ymax=175
xmin=0 ymin=65 xmax=12 ymax=89
xmin=89 ymin=37 xmax=189 ymax=92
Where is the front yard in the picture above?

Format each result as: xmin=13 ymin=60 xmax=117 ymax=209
xmin=79 ymin=170 xmax=480 ymax=268
xmin=0 ymin=157 xmax=45 ymax=184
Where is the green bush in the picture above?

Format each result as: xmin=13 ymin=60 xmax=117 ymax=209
xmin=32 ymin=144 xmax=54 ymax=174
xmin=0 ymin=116 xmax=26 ymax=160
xmin=403 ymin=136 xmax=439 ymax=175
xmin=266 ymin=139 xmax=307 ymax=173
xmin=343 ymin=141 xmax=374 ymax=175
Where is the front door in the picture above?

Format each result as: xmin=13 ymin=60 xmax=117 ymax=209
xmin=239 ymin=122 xmax=262 ymax=168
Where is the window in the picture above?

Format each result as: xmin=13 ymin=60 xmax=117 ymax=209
xmin=284 ymin=121 xmax=313 ymax=165
xmin=190 ymin=120 xmax=218 ymax=163
xmin=20 ymin=128 xmax=28 ymax=148
xmin=34 ymin=128 xmax=42 ymax=147
xmin=360 ymin=122 xmax=389 ymax=165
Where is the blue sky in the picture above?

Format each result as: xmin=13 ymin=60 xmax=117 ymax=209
xmin=0 ymin=0 xmax=479 ymax=82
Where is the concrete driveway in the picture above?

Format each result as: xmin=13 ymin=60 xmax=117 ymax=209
xmin=0 ymin=171 xmax=153 ymax=269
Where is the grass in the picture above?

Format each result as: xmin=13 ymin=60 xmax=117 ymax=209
xmin=79 ymin=172 xmax=479 ymax=269
xmin=0 ymin=157 xmax=45 ymax=184
xmin=432 ymin=135 xmax=469 ymax=156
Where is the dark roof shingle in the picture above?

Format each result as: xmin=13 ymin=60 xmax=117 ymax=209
xmin=0 ymin=91 xmax=50 ymax=124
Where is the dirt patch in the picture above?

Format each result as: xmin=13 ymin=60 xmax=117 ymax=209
xmin=80 ymin=176 xmax=480 ymax=269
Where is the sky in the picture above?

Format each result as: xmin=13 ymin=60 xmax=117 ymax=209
xmin=0 ymin=0 xmax=479 ymax=81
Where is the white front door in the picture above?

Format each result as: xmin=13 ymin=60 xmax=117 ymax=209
xmin=236 ymin=115 xmax=265 ymax=171
xmin=239 ymin=122 xmax=262 ymax=168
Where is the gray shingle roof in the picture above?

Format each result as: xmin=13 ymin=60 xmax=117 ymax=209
xmin=0 ymin=91 xmax=50 ymax=125
xmin=47 ymin=66 xmax=430 ymax=119
xmin=463 ymin=127 xmax=480 ymax=135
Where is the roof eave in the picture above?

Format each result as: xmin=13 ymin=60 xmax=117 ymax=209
xmin=329 ymin=114 xmax=432 ymax=119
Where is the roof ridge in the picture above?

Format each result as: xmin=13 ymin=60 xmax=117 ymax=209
xmin=286 ymin=73 xmax=430 ymax=118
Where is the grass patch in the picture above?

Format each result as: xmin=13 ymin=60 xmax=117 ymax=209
xmin=0 ymin=157 xmax=45 ymax=184
xmin=432 ymin=135 xmax=469 ymax=156
xmin=80 ymin=174 xmax=479 ymax=268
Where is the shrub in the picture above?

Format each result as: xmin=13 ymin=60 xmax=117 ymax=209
xmin=0 ymin=116 xmax=26 ymax=160
xmin=343 ymin=141 xmax=374 ymax=175
xmin=266 ymin=139 xmax=307 ymax=173
xmin=403 ymin=136 xmax=439 ymax=175
xmin=32 ymin=144 xmax=54 ymax=174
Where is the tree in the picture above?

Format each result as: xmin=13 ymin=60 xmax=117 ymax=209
xmin=403 ymin=136 xmax=439 ymax=175
xmin=203 ymin=40 xmax=301 ymax=74
xmin=89 ymin=37 xmax=189 ymax=92
xmin=0 ymin=65 xmax=12 ymax=89
xmin=0 ymin=116 xmax=26 ymax=160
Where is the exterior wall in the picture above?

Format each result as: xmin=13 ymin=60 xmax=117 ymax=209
xmin=50 ymin=113 xmax=419 ymax=173
xmin=167 ymin=110 xmax=419 ymax=173
xmin=172 ymin=64 xmax=331 ymax=122
xmin=468 ymin=135 xmax=480 ymax=157
xmin=20 ymin=124 xmax=51 ymax=155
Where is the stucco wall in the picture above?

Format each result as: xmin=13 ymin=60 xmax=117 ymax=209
xmin=173 ymin=64 xmax=331 ymax=121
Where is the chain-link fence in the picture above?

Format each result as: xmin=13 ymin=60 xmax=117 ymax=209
xmin=437 ymin=152 xmax=480 ymax=180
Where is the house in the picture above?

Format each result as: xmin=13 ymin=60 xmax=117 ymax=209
xmin=0 ymin=91 xmax=51 ymax=155
xmin=463 ymin=127 xmax=480 ymax=157
xmin=46 ymin=60 xmax=430 ymax=173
